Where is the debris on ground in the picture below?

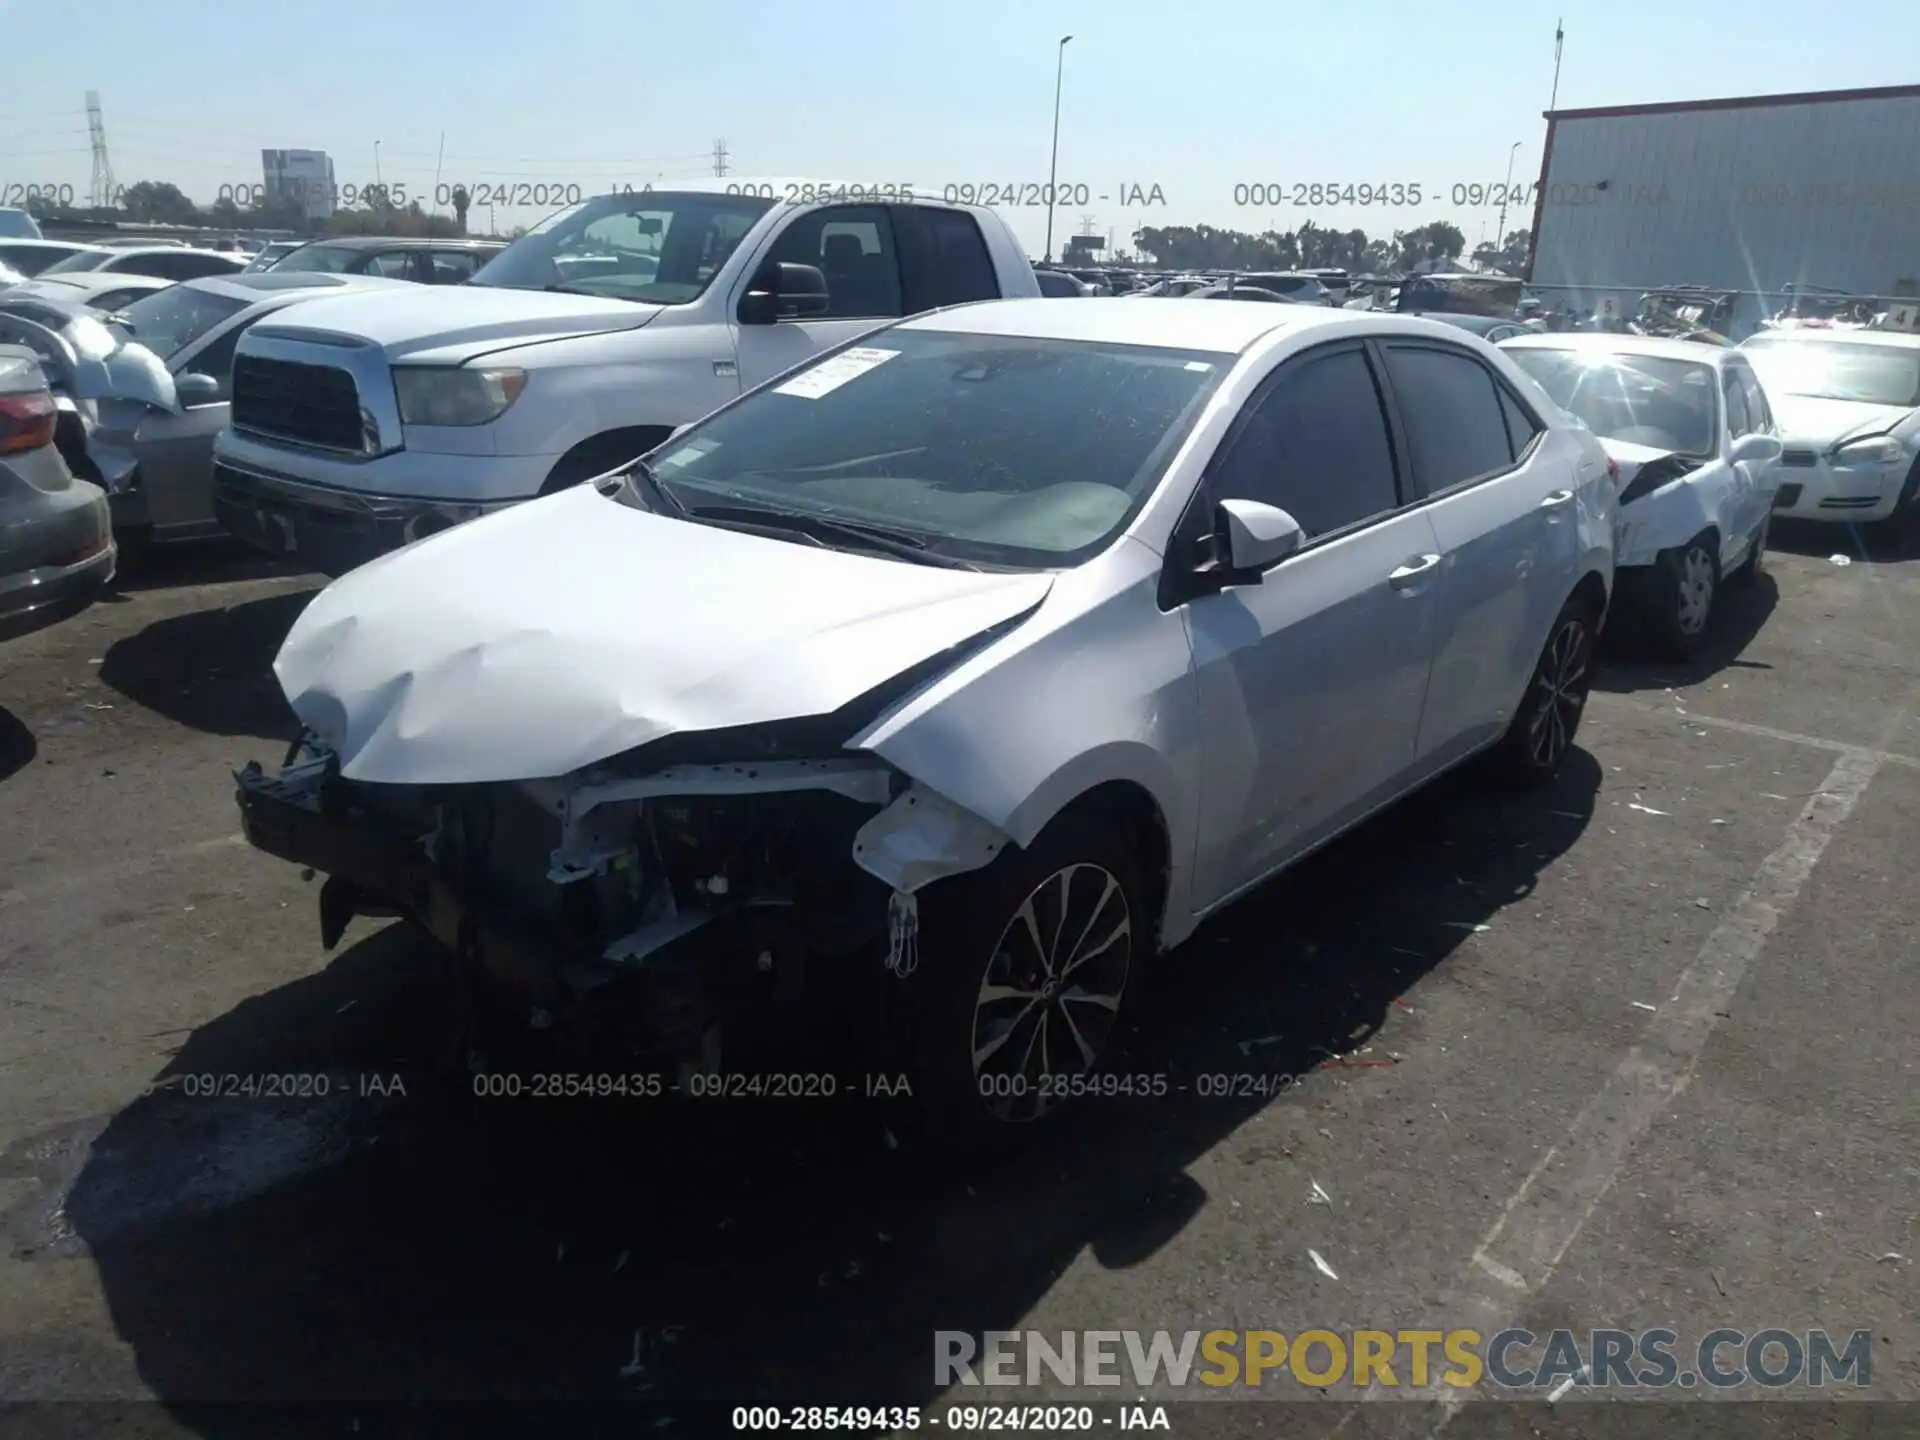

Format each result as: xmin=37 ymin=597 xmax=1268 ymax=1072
xmin=1547 ymin=1368 xmax=1590 ymax=1404
xmin=1309 ymin=1179 xmax=1332 ymax=1206
xmin=1829 ymin=554 xmax=1852 ymax=566
xmin=613 ymin=1250 xmax=630 ymax=1273
xmin=1878 ymin=1252 xmax=1907 ymax=1265
xmin=1632 ymin=1001 xmax=1659 ymax=1012
xmin=1308 ymin=1248 xmax=1339 ymax=1280
xmin=1628 ymin=802 xmax=1669 ymax=816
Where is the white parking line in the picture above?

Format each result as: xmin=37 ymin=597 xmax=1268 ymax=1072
xmin=1594 ymin=694 xmax=1920 ymax=769
xmin=1354 ymin=682 xmax=1916 ymax=1429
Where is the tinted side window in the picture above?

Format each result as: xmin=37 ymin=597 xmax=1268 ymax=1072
xmin=761 ymin=205 xmax=903 ymax=319
xmin=1723 ymin=372 xmax=1752 ymax=438
xmin=428 ymin=251 xmax=484 ymax=283
xmin=1209 ymin=347 xmax=1400 ymax=538
xmin=895 ymin=206 xmax=1001 ymax=312
xmin=177 ymin=319 xmax=252 ymax=400
xmin=1499 ymin=386 xmax=1543 ymax=460
xmin=1382 ymin=345 xmax=1514 ymax=492
xmin=366 ymin=251 xmax=414 ymax=279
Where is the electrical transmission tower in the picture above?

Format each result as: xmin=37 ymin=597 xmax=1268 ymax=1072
xmin=86 ymin=90 xmax=117 ymax=210
xmin=712 ymin=139 xmax=729 ymax=177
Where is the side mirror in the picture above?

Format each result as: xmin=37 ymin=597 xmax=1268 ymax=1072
xmin=175 ymin=371 xmax=223 ymax=406
xmin=1216 ymin=498 xmax=1304 ymax=575
xmin=738 ymin=262 xmax=830 ymax=325
xmin=1730 ymin=431 xmax=1782 ymax=465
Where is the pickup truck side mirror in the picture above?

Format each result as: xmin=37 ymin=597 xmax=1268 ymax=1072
xmin=175 ymin=371 xmax=223 ymax=407
xmin=739 ymin=262 xmax=830 ymax=326
xmin=1216 ymin=497 xmax=1304 ymax=576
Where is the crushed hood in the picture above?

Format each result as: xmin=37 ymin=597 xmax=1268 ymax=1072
xmin=244 ymin=284 xmax=661 ymax=365
xmin=0 ymin=307 xmax=176 ymax=410
xmin=275 ymin=485 xmax=1054 ymax=785
xmin=1768 ymin=395 xmax=1916 ymax=447
xmin=1598 ymin=437 xmax=1680 ymax=498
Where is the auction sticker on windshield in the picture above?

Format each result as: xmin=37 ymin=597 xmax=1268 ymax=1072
xmin=774 ymin=346 xmax=900 ymax=399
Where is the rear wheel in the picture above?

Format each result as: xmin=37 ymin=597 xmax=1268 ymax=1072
xmin=892 ymin=814 xmax=1145 ymax=1153
xmin=1489 ymin=594 xmax=1597 ymax=787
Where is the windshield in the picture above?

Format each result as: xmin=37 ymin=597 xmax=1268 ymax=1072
xmin=634 ymin=329 xmax=1232 ymax=568
xmin=110 ymin=285 xmax=248 ymax=360
xmin=40 ymin=249 xmax=110 ymax=275
xmin=1507 ymin=348 xmax=1719 ymax=456
xmin=268 ymin=244 xmax=357 ymax=274
xmin=1742 ymin=339 xmax=1920 ymax=408
xmin=469 ymin=191 xmax=774 ymax=303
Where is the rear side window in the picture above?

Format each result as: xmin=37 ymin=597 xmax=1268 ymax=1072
xmin=1733 ymin=366 xmax=1772 ymax=432
xmin=894 ymin=206 xmax=1001 ymax=312
xmin=1382 ymin=345 xmax=1515 ymax=492
xmin=1498 ymin=386 xmax=1543 ymax=459
xmin=1723 ymin=372 xmax=1752 ymax=438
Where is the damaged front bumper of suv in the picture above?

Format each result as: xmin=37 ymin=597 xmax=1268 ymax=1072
xmin=234 ymin=736 xmax=1009 ymax=1062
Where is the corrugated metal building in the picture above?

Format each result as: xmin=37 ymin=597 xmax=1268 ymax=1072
xmin=1526 ymin=84 xmax=1920 ymax=330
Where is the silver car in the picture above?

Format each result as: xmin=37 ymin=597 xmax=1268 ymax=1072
xmin=0 ymin=273 xmax=409 ymax=550
xmin=0 ymin=346 xmax=114 ymax=642
xmin=232 ymin=299 xmax=1615 ymax=1147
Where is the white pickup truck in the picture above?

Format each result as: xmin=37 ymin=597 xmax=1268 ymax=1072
xmin=211 ymin=182 xmax=1042 ymax=573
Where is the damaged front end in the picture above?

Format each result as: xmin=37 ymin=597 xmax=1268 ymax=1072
xmin=234 ymin=732 xmax=1008 ymax=1065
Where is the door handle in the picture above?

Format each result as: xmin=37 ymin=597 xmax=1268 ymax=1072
xmin=1388 ymin=553 xmax=1442 ymax=589
xmin=1539 ymin=488 xmax=1575 ymax=508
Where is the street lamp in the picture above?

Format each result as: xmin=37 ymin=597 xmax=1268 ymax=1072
xmin=1044 ymin=34 xmax=1073 ymax=264
xmin=1495 ymin=141 xmax=1523 ymax=263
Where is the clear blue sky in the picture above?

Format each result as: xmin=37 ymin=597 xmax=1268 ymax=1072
xmin=2 ymin=0 xmax=1913 ymax=257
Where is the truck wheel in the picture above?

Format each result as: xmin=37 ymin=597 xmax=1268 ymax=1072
xmin=892 ymin=814 xmax=1146 ymax=1154
xmin=540 ymin=426 xmax=674 ymax=495
xmin=1488 ymin=593 xmax=1598 ymax=788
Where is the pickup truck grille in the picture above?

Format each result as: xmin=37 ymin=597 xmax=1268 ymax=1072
xmin=231 ymin=355 xmax=366 ymax=452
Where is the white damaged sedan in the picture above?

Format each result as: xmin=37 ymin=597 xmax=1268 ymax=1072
xmin=1501 ymin=333 xmax=1783 ymax=657
xmin=237 ymin=299 xmax=1614 ymax=1146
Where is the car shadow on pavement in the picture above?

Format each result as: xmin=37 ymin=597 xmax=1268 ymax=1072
xmin=0 ymin=705 xmax=35 ymax=784
xmin=5 ymin=750 xmax=1602 ymax=1434
xmin=109 ymin=539 xmax=314 ymax=596
xmin=1592 ymin=570 xmax=1780 ymax=694
xmin=1768 ymin=516 xmax=1916 ymax=565
xmin=97 ymin=589 xmax=316 ymax=741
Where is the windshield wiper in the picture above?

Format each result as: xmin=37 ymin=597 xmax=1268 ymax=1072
xmin=681 ymin=501 xmax=979 ymax=569
xmin=609 ymin=457 xmax=687 ymax=515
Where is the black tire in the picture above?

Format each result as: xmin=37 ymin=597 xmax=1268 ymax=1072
xmin=1728 ymin=514 xmax=1768 ymax=587
xmin=1879 ymin=459 xmax=1920 ymax=555
xmin=1489 ymin=593 xmax=1598 ymax=787
xmin=1650 ymin=535 xmax=1719 ymax=659
xmin=888 ymin=813 xmax=1147 ymax=1154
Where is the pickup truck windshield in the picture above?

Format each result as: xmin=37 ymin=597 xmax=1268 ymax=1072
xmin=469 ymin=191 xmax=775 ymax=304
xmin=634 ymin=329 xmax=1232 ymax=569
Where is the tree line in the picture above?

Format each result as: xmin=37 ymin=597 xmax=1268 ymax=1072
xmin=24 ymin=179 xmax=470 ymax=239
xmin=1119 ymin=220 xmax=1531 ymax=275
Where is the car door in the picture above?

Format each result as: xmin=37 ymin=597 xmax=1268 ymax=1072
xmin=1378 ymin=340 xmax=1577 ymax=770
xmin=1716 ymin=367 xmax=1761 ymax=568
xmin=730 ymin=205 xmax=906 ymax=390
xmin=1182 ymin=341 xmax=1444 ymax=911
xmin=1728 ymin=359 xmax=1780 ymax=542
xmin=134 ymin=314 xmax=253 ymax=534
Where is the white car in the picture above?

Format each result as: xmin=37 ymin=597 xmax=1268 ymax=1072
xmin=0 ymin=272 xmax=174 ymax=314
xmin=1501 ymin=333 xmax=1782 ymax=657
xmin=1737 ymin=329 xmax=1920 ymax=537
xmin=232 ymin=299 xmax=1614 ymax=1148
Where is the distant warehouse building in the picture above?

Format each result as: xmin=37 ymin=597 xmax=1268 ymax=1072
xmin=262 ymin=149 xmax=337 ymax=222
xmin=1526 ymin=83 xmax=1920 ymax=331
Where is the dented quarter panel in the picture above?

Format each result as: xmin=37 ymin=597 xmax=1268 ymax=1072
xmin=274 ymin=484 xmax=1054 ymax=785
xmin=850 ymin=535 xmax=1206 ymax=950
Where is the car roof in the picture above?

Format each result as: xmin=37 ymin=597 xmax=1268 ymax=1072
xmin=290 ymin=235 xmax=505 ymax=251
xmin=1742 ymin=327 xmax=1920 ymax=350
xmin=1501 ymin=331 xmax=1736 ymax=365
xmin=895 ymin=296 xmax=1470 ymax=354
xmin=79 ymin=245 xmax=239 ymax=260
xmin=17 ymin=272 xmax=172 ymax=294
xmin=185 ymin=272 xmax=415 ymax=302
xmin=0 ymin=239 xmax=89 ymax=252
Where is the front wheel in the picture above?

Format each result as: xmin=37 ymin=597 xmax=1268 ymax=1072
xmin=893 ymin=814 xmax=1146 ymax=1153
xmin=1652 ymin=537 xmax=1719 ymax=659
xmin=1489 ymin=594 xmax=1598 ymax=787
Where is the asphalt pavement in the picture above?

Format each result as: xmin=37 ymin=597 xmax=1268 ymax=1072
xmin=0 ymin=529 xmax=1914 ymax=1439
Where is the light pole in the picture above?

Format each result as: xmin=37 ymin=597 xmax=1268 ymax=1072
xmin=1044 ymin=34 xmax=1072 ymax=263
xmin=1495 ymin=141 xmax=1523 ymax=264
xmin=373 ymin=140 xmax=383 ymax=206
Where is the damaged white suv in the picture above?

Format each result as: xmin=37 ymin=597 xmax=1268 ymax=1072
xmin=235 ymin=299 xmax=1614 ymax=1146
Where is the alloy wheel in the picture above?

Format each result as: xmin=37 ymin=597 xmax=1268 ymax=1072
xmin=970 ymin=862 xmax=1133 ymax=1123
xmin=1527 ymin=616 xmax=1590 ymax=768
xmin=1676 ymin=546 xmax=1716 ymax=635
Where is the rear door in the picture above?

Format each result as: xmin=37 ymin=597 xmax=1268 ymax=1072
xmin=1726 ymin=359 xmax=1779 ymax=545
xmin=730 ymin=204 xmax=905 ymax=390
xmin=890 ymin=205 xmax=1004 ymax=313
xmin=1379 ymin=339 xmax=1576 ymax=769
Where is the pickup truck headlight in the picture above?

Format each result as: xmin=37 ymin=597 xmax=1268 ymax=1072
xmin=1831 ymin=434 xmax=1906 ymax=465
xmin=393 ymin=366 xmax=527 ymax=427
